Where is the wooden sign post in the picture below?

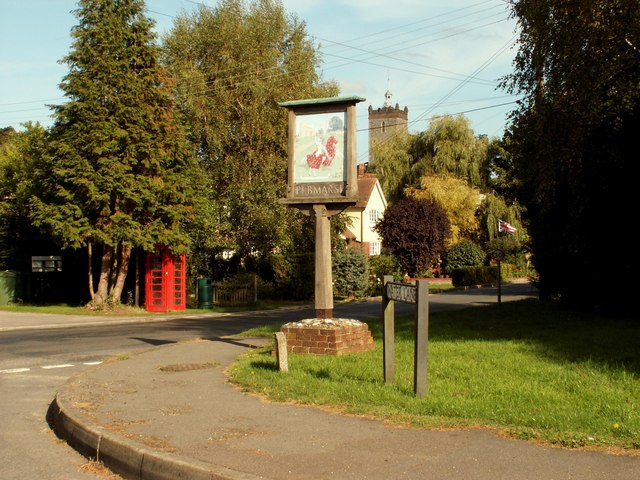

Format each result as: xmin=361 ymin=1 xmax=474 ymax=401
xmin=382 ymin=275 xmax=430 ymax=397
xmin=279 ymin=96 xmax=364 ymax=319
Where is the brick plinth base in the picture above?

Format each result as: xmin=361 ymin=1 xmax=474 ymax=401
xmin=280 ymin=318 xmax=375 ymax=355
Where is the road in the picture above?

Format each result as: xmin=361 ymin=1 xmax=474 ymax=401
xmin=0 ymin=283 xmax=536 ymax=479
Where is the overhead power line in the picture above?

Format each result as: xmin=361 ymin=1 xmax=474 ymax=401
xmin=2 ymin=0 xmax=516 ymax=132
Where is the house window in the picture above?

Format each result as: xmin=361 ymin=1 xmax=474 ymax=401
xmin=370 ymin=241 xmax=381 ymax=256
xmin=369 ymin=209 xmax=381 ymax=224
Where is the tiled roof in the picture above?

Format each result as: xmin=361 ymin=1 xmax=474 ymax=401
xmin=355 ymin=174 xmax=378 ymax=209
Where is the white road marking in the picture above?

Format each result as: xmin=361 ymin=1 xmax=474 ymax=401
xmin=0 ymin=368 xmax=31 ymax=374
xmin=1 ymin=360 xmax=103 ymax=374
xmin=41 ymin=364 xmax=75 ymax=370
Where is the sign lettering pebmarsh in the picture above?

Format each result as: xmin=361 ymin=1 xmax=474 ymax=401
xmin=294 ymin=182 xmax=344 ymax=198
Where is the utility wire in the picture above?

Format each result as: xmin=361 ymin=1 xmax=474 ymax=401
xmin=2 ymin=1 xmax=515 ymax=129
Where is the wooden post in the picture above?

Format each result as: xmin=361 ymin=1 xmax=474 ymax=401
xmin=382 ymin=275 xmax=395 ymax=384
xmin=313 ymin=204 xmax=333 ymax=319
xmin=383 ymin=278 xmax=430 ymax=396
xmin=414 ymin=280 xmax=429 ymax=397
xmin=253 ymin=274 xmax=258 ymax=303
xmin=274 ymin=332 xmax=289 ymax=372
xmin=134 ymin=248 xmax=140 ymax=307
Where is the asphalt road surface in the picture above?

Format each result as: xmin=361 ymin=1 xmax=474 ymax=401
xmin=0 ymin=283 xmax=537 ymax=479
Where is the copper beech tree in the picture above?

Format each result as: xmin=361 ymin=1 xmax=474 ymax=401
xmin=374 ymin=196 xmax=451 ymax=278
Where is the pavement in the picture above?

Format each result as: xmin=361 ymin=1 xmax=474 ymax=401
xmin=5 ymin=294 xmax=640 ymax=479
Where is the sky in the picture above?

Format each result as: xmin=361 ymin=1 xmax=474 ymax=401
xmin=0 ymin=0 xmax=521 ymax=162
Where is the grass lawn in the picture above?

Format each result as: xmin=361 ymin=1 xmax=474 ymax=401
xmin=229 ymin=299 xmax=640 ymax=452
xmin=0 ymin=299 xmax=307 ymax=316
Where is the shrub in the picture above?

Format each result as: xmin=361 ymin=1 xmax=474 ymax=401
xmin=332 ymin=248 xmax=369 ymax=299
xmin=369 ymin=254 xmax=401 ymax=281
xmin=264 ymin=253 xmax=314 ymax=300
xmin=368 ymin=254 xmax=402 ymax=296
xmin=451 ymin=266 xmax=499 ymax=287
xmin=485 ymin=236 xmax=531 ymax=274
xmin=444 ymin=239 xmax=485 ymax=275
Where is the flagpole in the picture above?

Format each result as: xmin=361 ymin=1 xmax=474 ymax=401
xmin=495 ymin=219 xmax=504 ymax=305
xmin=498 ymin=220 xmax=502 ymax=305
xmin=497 ymin=257 xmax=502 ymax=305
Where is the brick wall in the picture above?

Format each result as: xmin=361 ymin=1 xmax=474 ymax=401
xmin=280 ymin=318 xmax=374 ymax=355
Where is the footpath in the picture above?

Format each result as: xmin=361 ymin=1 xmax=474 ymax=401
xmin=3 ymin=294 xmax=639 ymax=480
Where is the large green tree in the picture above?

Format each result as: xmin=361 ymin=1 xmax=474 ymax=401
xmin=32 ymin=0 xmax=199 ymax=308
xmin=0 ymin=124 xmax=54 ymax=269
xmin=162 ymin=0 xmax=338 ymax=265
xmin=503 ymin=0 xmax=640 ymax=311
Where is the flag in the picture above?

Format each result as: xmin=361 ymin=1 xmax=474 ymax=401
xmin=498 ymin=219 xmax=516 ymax=235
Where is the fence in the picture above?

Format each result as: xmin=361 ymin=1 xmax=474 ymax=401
xmin=212 ymin=276 xmax=258 ymax=307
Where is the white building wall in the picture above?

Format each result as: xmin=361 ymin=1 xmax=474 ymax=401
xmin=345 ymin=178 xmax=387 ymax=255
xmin=361 ymin=183 xmax=386 ymax=244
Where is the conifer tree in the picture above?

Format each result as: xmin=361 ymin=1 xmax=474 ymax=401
xmin=32 ymin=0 xmax=199 ymax=308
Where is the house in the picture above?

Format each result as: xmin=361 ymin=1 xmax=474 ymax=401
xmin=344 ymin=163 xmax=388 ymax=256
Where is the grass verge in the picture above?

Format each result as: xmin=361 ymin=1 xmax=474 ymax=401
xmin=0 ymin=299 xmax=307 ymax=316
xmin=228 ymin=299 xmax=640 ymax=452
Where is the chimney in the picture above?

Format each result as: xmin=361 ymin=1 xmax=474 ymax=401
xmin=357 ymin=163 xmax=366 ymax=177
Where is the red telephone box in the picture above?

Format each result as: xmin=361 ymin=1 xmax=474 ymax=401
xmin=145 ymin=247 xmax=186 ymax=312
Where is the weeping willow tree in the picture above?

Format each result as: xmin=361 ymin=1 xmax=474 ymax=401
xmin=409 ymin=115 xmax=489 ymax=189
xmin=369 ymin=131 xmax=413 ymax=204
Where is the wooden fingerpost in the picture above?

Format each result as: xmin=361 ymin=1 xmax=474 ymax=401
xmin=383 ymin=275 xmax=395 ymax=384
xmin=382 ymin=278 xmax=430 ymax=397
xmin=414 ymin=279 xmax=429 ymax=397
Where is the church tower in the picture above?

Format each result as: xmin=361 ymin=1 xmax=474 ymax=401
xmin=367 ymin=85 xmax=408 ymax=164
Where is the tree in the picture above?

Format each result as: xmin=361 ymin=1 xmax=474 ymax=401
xmin=487 ymin=136 xmax=519 ymax=204
xmin=0 ymin=124 xmax=54 ymax=269
xmin=409 ymin=115 xmax=489 ymax=188
xmin=32 ymin=0 xmax=199 ymax=308
xmin=162 ymin=0 xmax=338 ymax=265
xmin=369 ymin=131 xmax=413 ymax=203
xmin=503 ymin=0 xmax=640 ymax=311
xmin=374 ymin=196 xmax=450 ymax=277
xmin=407 ymin=174 xmax=481 ymax=245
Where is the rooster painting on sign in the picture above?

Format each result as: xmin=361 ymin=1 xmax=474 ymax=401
xmin=295 ymin=112 xmax=346 ymax=183
xmin=306 ymin=135 xmax=338 ymax=176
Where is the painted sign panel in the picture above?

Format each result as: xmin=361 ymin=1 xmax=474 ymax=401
xmin=385 ymin=282 xmax=417 ymax=304
xmin=294 ymin=111 xmax=347 ymax=187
